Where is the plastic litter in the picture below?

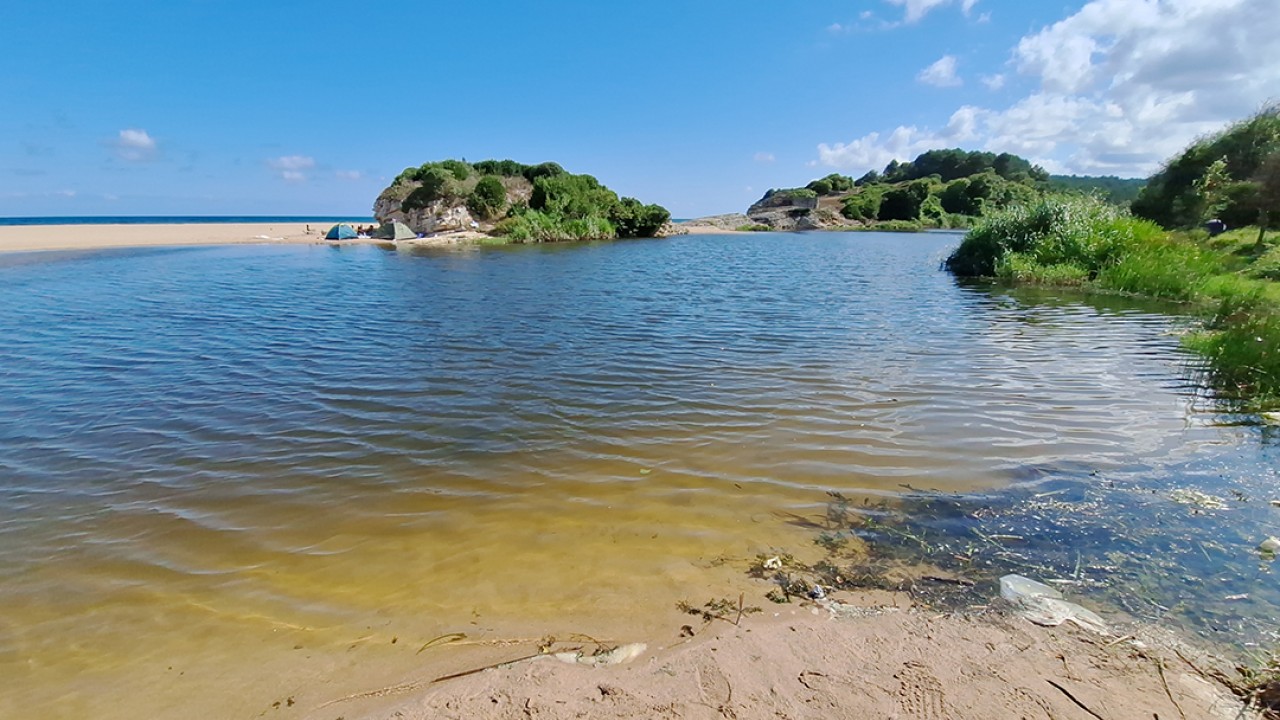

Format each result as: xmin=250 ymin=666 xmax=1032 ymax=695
xmin=553 ymin=643 xmax=647 ymax=667
xmin=999 ymin=574 xmax=1107 ymax=634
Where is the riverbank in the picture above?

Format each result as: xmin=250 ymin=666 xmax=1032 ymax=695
xmin=325 ymin=591 xmax=1251 ymax=720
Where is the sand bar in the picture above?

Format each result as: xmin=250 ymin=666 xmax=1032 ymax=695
xmin=0 ymin=222 xmax=347 ymax=254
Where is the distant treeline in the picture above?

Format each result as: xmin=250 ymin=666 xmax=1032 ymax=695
xmin=1048 ymin=175 xmax=1146 ymax=205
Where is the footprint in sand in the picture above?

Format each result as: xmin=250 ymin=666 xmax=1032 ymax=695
xmin=896 ymin=662 xmax=946 ymax=719
xmin=694 ymin=660 xmax=734 ymax=710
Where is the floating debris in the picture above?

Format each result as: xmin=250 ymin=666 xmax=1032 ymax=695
xmin=1170 ymin=488 xmax=1228 ymax=510
xmin=1260 ymin=537 xmax=1280 ymax=555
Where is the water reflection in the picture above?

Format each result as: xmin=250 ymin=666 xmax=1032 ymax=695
xmin=0 ymin=232 xmax=1264 ymax=719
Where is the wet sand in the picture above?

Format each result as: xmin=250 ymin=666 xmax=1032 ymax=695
xmin=313 ymin=591 xmax=1254 ymax=720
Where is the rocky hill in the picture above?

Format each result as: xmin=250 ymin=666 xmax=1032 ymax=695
xmin=374 ymin=160 xmax=670 ymax=242
xmin=745 ymin=149 xmax=1049 ymax=231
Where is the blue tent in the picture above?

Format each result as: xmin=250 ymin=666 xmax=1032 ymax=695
xmin=325 ymin=224 xmax=357 ymax=240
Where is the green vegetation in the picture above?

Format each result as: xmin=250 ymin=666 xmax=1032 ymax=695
xmin=381 ymin=158 xmax=669 ymax=242
xmin=736 ymin=224 xmax=772 ymax=232
xmin=762 ymin=188 xmax=818 ymax=203
xmin=466 ymin=175 xmax=507 ymax=219
xmin=1132 ymin=104 xmax=1280 ymax=230
xmin=1048 ymin=175 xmax=1146 ymax=205
xmin=760 ymin=148 xmax=1050 ymax=231
xmin=942 ymin=108 xmax=1280 ymax=409
xmin=946 ymin=194 xmax=1280 ymax=408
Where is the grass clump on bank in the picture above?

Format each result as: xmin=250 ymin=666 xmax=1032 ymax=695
xmin=946 ymin=194 xmax=1280 ymax=409
xmin=945 ymin=195 xmax=1215 ymax=300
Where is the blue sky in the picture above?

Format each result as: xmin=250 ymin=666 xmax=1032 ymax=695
xmin=2 ymin=0 xmax=1276 ymax=218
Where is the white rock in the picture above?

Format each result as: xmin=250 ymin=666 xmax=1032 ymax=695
xmin=1259 ymin=537 xmax=1280 ymax=554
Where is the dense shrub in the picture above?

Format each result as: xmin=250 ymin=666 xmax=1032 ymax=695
xmin=402 ymin=167 xmax=462 ymax=210
xmin=610 ymin=197 xmax=670 ymax=238
xmin=807 ymin=179 xmax=833 ymax=195
xmin=841 ymin=191 xmax=882 ymax=221
xmin=472 ymin=159 xmax=531 ymax=178
xmin=467 ymin=175 xmax=507 ymax=219
xmin=948 ymin=196 xmax=1152 ymax=273
xmin=523 ymin=162 xmax=567 ymax=183
xmin=878 ymin=181 xmax=930 ymax=221
xmin=439 ymin=159 xmax=472 ymax=181
xmin=530 ymin=173 xmax=619 ymax=219
xmin=1132 ymin=105 xmax=1280 ymax=228
xmin=494 ymin=211 xmax=615 ymax=243
xmin=806 ymin=173 xmax=853 ymax=195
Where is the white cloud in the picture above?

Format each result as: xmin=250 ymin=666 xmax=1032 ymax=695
xmin=817 ymin=107 xmax=982 ymax=172
xmin=753 ymin=152 xmax=776 ymax=164
xmin=267 ymin=155 xmax=316 ymax=182
xmin=885 ymin=0 xmax=978 ymax=23
xmin=334 ymin=170 xmax=363 ymax=180
xmin=816 ymin=0 xmax=1280 ymax=177
xmin=918 ymin=55 xmax=962 ymax=87
xmin=112 ymin=128 xmax=157 ymax=162
xmin=981 ymin=74 xmax=1005 ymax=91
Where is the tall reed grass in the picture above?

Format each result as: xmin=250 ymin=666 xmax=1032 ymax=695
xmin=946 ymin=195 xmax=1280 ymax=409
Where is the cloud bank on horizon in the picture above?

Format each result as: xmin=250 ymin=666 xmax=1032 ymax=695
xmin=819 ymin=0 xmax=1280 ymax=178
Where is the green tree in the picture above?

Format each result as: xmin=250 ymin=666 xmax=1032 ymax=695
xmin=610 ymin=198 xmax=671 ymax=238
xmin=878 ymin=181 xmax=930 ymax=221
xmin=402 ymin=167 xmax=459 ymax=210
xmin=523 ymin=162 xmax=567 ymax=183
xmin=855 ymin=170 xmax=881 ymax=187
xmin=467 ymin=175 xmax=507 ymax=219
xmin=1133 ymin=105 xmax=1280 ymax=228
xmin=807 ymin=178 xmax=833 ymax=195
xmin=439 ymin=159 xmax=472 ymax=181
xmin=1251 ymin=152 xmax=1280 ymax=249
xmin=530 ymin=173 xmax=619 ymax=219
xmin=841 ymin=191 xmax=882 ymax=220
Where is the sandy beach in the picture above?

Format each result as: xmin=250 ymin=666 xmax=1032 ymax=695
xmin=0 ymin=223 xmax=537 ymax=255
xmin=0 ymin=222 xmax=337 ymax=254
xmin=311 ymin=591 xmax=1254 ymax=720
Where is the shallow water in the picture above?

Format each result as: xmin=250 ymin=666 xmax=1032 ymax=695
xmin=0 ymin=232 xmax=1272 ymax=718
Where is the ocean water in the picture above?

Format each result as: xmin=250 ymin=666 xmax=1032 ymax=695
xmin=0 ymin=232 xmax=1273 ymax=719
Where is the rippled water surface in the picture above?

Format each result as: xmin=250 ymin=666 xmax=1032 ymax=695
xmin=0 ymin=232 xmax=1272 ymax=719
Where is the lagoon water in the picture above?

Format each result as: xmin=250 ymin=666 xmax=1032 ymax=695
xmin=0 ymin=232 xmax=1274 ymax=718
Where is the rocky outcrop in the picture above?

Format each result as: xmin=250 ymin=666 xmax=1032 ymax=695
xmin=374 ymin=189 xmax=478 ymax=235
xmin=374 ymin=174 xmax=533 ymax=236
xmin=745 ymin=191 xmax=853 ymax=232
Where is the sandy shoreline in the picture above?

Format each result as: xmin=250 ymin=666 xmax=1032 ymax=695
xmin=309 ymin=591 xmax=1254 ymax=720
xmin=0 ymin=221 xmax=749 ymax=255
xmin=0 ymin=222 xmax=337 ymax=254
